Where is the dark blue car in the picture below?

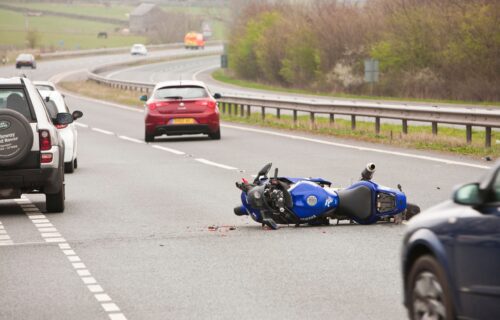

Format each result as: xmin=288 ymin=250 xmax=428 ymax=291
xmin=402 ymin=162 xmax=500 ymax=320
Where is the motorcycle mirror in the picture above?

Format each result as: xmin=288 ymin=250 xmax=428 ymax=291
xmin=255 ymin=163 xmax=272 ymax=183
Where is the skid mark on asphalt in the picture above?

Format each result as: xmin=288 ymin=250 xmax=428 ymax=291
xmin=0 ymin=220 xmax=13 ymax=246
xmin=15 ymin=198 xmax=128 ymax=320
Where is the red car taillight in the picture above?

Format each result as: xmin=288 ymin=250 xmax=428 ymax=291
xmin=207 ymin=101 xmax=217 ymax=109
xmin=39 ymin=130 xmax=51 ymax=151
xmin=148 ymin=102 xmax=157 ymax=111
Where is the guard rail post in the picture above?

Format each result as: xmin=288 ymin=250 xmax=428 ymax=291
xmin=486 ymin=127 xmax=492 ymax=148
xmin=261 ymin=107 xmax=266 ymax=121
xmin=246 ymin=105 xmax=251 ymax=118
xmin=466 ymin=125 xmax=472 ymax=144
xmin=375 ymin=117 xmax=381 ymax=134
xmin=293 ymin=110 xmax=298 ymax=128
xmin=432 ymin=122 xmax=438 ymax=135
xmin=329 ymin=114 xmax=335 ymax=125
xmin=402 ymin=120 xmax=408 ymax=134
xmin=351 ymin=115 xmax=356 ymax=130
xmin=310 ymin=112 xmax=315 ymax=129
xmin=276 ymin=108 xmax=281 ymax=119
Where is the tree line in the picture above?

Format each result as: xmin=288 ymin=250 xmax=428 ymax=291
xmin=227 ymin=0 xmax=499 ymax=101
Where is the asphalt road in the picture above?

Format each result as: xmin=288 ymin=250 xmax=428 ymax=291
xmin=0 ymin=49 xmax=492 ymax=320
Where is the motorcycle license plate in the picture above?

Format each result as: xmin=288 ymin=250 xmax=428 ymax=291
xmin=172 ymin=118 xmax=195 ymax=124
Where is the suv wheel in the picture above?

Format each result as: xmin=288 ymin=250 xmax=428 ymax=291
xmin=64 ymin=161 xmax=74 ymax=173
xmin=46 ymin=184 xmax=65 ymax=213
xmin=407 ymin=255 xmax=454 ymax=320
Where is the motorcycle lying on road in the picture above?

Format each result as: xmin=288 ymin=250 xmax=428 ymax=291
xmin=234 ymin=163 xmax=420 ymax=230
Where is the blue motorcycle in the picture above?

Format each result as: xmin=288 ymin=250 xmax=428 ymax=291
xmin=234 ymin=163 xmax=420 ymax=230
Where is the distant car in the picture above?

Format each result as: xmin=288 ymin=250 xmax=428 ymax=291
xmin=402 ymin=162 xmax=500 ymax=320
xmin=39 ymin=89 xmax=83 ymax=173
xmin=15 ymin=54 xmax=36 ymax=69
xmin=184 ymin=32 xmax=205 ymax=50
xmin=33 ymin=81 xmax=56 ymax=92
xmin=142 ymin=80 xmax=221 ymax=142
xmin=130 ymin=44 xmax=147 ymax=56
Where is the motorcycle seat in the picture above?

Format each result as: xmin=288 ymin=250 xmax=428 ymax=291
xmin=337 ymin=185 xmax=372 ymax=220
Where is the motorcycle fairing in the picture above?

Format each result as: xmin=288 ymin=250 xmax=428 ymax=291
xmin=280 ymin=177 xmax=332 ymax=187
xmin=288 ymin=181 xmax=339 ymax=219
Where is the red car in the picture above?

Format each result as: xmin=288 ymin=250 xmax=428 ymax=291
xmin=142 ymin=81 xmax=221 ymax=142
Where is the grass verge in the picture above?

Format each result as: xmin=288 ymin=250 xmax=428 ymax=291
xmin=212 ymin=70 xmax=500 ymax=108
xmin=59 ymin=80 xmax=499 ymax=159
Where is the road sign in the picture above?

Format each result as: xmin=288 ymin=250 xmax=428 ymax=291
xmin=364 ymin=59 xmax=379 ymax=83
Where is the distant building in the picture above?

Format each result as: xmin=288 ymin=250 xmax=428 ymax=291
xmin=129 ymin=3 xmax=165 ymax=34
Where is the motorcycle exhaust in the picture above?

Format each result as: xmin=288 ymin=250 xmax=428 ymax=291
xmin=361 ymin=163 xmax=376 ymax=181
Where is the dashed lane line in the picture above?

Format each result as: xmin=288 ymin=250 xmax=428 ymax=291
xmin=150 ymin=144 xmax=185 ymax=155
xmin=195 ymin=158 xmax=238 ymax=170
xmin=15 ymin=198 xmax=128 ymax=320
xmin=117 ymin=135 xmax=145 ymax=144
xmin=92 ymin=128 xmax=115 ymax=135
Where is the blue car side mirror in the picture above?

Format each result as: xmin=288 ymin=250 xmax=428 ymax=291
xmin=139 ymin=95 xmax=148 ymax=102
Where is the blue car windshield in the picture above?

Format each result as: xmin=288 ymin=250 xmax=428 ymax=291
xmin=155 ymin=86 xmax=208 ymax=100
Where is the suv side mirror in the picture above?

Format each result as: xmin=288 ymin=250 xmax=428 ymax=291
xmin=213 ymin=93 xmax=222 ymax=99
xmin=55 ymin=112 xmax=74 ymax=125
xmin=72 ymin=110 xmax=83 ymax=120
xmin=139 ymin=95 xmax=148 ymax=102
xmin=453 ymin=183 xmax=484 ymax=206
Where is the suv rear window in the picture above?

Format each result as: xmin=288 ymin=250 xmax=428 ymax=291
xmin=0 ymin=88 xmax=34 ymax=121
xmin=155 ymin=86 xmax=208 ymax=100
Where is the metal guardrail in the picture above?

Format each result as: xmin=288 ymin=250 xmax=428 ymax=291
xmin=87 ymin=58 xmax=500 ymax=147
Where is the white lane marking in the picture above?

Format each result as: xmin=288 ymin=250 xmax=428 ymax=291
xmin=88 ymin=285 xmax=104 ymax=293
xmin=221 ymin=124 xmax=491 ymax=170
xmin=35 ymin=223 xmax=53 ymax=228
xmin=195 ymin=158 xmax=238 ymax=170
xmin=109 ymin=314 xmax=128 ymax=320
xmin=38 ymin=227 xmax=58 ymax=232
xmin=150 ymin=145 xmax=185 ymax=155
xmin=16 ymin=198 xmax=128 ymax=319
xmin=192 ymin=64 xmax=220 ymax=80
xmin=0 ymin=234 xmax=11 ymax=240
xmin=95 ymin=294 xmax=112 ymax=302
xmin=82 ymin=277 xmax=97 ymax=285
xmin=77 ymin=269 xmax=91 ymax=277
xmin=92 ymin=128 xmax=115 ymax=135
xmin=72 ymin=262 xmax=86 ymax=269
xmin=102 ymin=303 xmax=120 ymax=312
xmin=74 ymin=122 xmax=89 ymax=128
xmin=118 ymin=135 xmax=145 ymax=144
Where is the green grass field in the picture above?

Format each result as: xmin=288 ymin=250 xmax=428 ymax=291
xmin=3 ymin=2 xmax=131 ymax=21
xmin=0 ymin=8 xmax=146 ymax=50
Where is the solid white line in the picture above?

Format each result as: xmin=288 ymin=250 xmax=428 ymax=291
xmin=92 ymin=128 xmax=115 ymax=135
xmin=0 ymin=241 xmax=13 ymax=246
xmin=118 ymin=135 xmax=144 ymax=144
xmin=74 ymin=122 xmax=89 ymax=128
xmin=192 ymin=64 xmax=220 ymax=80
xmin=195 ymin=158 xmax=238 ymax=170
xmin=221 ymin=124 xmax=491 ymax=170
xmin=150 ymin=144 xmax=185 ymax=155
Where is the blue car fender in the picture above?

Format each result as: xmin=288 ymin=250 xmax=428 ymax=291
xmin=402 ymin=228 xmax=460 ymax=312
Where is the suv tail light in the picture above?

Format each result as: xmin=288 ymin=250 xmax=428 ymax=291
xmin=40 ymin=153 xmax=53 ymax=163
xmin=39 ymin=130 xmax=51 ymax=151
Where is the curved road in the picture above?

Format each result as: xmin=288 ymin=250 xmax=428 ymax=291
xmin=0 ymin=49 xmax=491 ymax=320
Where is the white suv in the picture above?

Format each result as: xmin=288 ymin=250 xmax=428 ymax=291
xmin=0 ymin=77 xmax=74 ymax=212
